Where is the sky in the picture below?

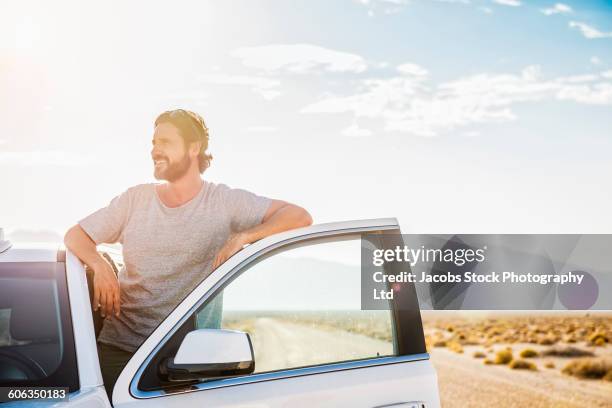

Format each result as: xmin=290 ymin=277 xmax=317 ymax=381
xmin=1 ymin=0 xmax=612 ymax=240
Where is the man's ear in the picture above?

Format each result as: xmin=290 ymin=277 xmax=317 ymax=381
xmin=189 ymin=141 xmax=202 ymax=158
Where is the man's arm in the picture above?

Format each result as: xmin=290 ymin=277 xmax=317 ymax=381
xmin=212 ymin=200 xmax=312 ymax=269
xmin=64 ymin=225 xmax=121 ymax=318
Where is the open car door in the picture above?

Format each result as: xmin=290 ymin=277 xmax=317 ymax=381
xmin=112 ymin=218 xmax=440 ymax=408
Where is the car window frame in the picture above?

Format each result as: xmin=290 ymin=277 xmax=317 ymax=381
xmin=0 ymin=261 xmax=80 ymax=392
xmin=132 ymin=226 xmax=427 ymax=398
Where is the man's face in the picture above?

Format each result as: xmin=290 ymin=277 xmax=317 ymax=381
xmin=151 ymin=122 xmax=193 ymax=182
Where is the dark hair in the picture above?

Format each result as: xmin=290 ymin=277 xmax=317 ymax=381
xmin=154 ymin=109 xmax=213 ymax=173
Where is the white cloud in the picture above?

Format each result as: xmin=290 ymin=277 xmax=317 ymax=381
xmin=493 ymin=0 xmax=521 ymax=7
xmin=569 ymin=21 xmax=612 ymax=39
xmin=556 ymin=74 xmax=599 ymax=83
xmin=197 ymin=73 xmax=282 ymax=100
xmin=341 ymin=123 xmax=373 ymax=137
xmin=355 ymin=0 xmax=410 ymax=16
xmin=301 ymin=65 xmax=612 ymax=137
xmin=601 ymin=70 xmax=612 ymax=79
xmin=541 ymin=3 xmax=572 ymax=15
xmin=0 ymin=151 xmax=96 ymax=166
xmin=591 ymin=56 xmax=602 ymax=65
xmin=244 ymin=126 xmax=278 ymax=133
xmin=480 ymin=7 xmax=493 ymax=14
xmin=556 ymin=83 xmax=612 ymax=104
xmin=397 ymin=63 xmax=429 ymax=77
xmin=231 ymin=44 xmax=368 ymax=74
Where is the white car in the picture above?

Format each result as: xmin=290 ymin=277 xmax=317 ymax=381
xmin=0 ymin=219 xmax=440 ymax=407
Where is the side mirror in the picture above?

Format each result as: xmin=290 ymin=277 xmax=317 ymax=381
xmin=161 ymin=329 xmax=255 ymax=382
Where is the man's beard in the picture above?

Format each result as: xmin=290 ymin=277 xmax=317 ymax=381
xmin=154 ymin=153 xmax=192 ymax=182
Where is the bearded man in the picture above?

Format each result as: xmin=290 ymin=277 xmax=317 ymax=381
xmin=63 ymin=109 xmax=312 ymax=399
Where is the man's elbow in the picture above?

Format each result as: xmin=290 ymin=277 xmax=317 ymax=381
xmin=295 ymin=206 xmax=313 ymax=228
xmin=63 ymin=224 xmax=86 ymax=250
xmin=63 ymin=225 xmax=76 ymax=248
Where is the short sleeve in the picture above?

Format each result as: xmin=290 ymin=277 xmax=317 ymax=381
xmin=78 ymin=189 xmax=132 ymax=245
xmin=224 ymin=187 xmax=271 ymax=233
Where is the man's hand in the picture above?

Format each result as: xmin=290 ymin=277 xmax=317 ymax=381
xmin=92 ymin=258 xmax=121 ymax=318
xmin=212 ymin=233 xmax=247 ymax=270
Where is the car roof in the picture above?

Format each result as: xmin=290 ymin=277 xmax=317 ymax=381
xmin=0 ymin=243 xmax=62 ymax=263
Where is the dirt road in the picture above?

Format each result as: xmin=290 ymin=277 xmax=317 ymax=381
xmin=249 ymin=317 xmax=393 ymax=372
xmin=246 ymin=317 xmax=612 ymax=407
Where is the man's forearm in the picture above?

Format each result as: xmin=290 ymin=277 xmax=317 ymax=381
xmin=64 ymin=224 xmax=107 ymax=269
xmin=240 ymin=204 xmax=312 ymax=245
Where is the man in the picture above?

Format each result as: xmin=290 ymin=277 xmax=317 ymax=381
xmin=63 ymin=109 xmax=312 ymax=400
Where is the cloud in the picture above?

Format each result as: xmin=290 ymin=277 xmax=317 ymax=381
xmin=397 ymin=63 xmax=429 ymax=77
xmin=590 ymin=56 xmax=602 ymax=65
xmin=356 ymin=0 xmax=410 ymax=16
xmin=601 ymin=70 xmax=612 ymax=79
xmin=231 ymin=44 xmax=368 ymax=74
xmin=0 ymin=151 xmax=97 ymax=166
xmin=197 ymin=73 xmax=282 ymax=100
xmin=341 ymin=123 xmax=373 ymax=137
xmin=569 ymin=21 xmax=612 ymax=39
xmin=493 ymin=0 xmax=521 ymax=7
xmin=244 ymin=126 xmax=278 ymax=133
xmin=301 ymin=65 xmax=612 ymax=137
xmin=541 ymin=3 xmax=572 ymax=15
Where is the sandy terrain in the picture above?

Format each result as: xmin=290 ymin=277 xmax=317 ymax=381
xmin=431 ymin=346 xmax=612 ymax=408
xmin=239 ymin=317 xmax=612 ymax=407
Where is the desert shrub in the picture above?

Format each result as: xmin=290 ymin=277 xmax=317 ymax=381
xmin=484 ymin=358 xmax=493 ymax=365
xmin=562 ymin=358 xmax=612 ymax=380
xmin=538 ymin=335 xmax=558 ymax=345
xmin=542 ymin=346 xmax=594 ymax=358
xmin=473 ymin=351 xmax=486 ymax=359
xmin=519 ymin=348 xmax=539 ymax=358
xmin=433 ymin=339 xmax=447 ymax=347
xmin=509 ymin=359 xmax=538 ymax=371
xmin=604 ymin=371 xmax=612 ymax=382
xmin=494 ymin=349 xmax=513 ymax=365
xmin=588 ymin=331 xmax=608 ymax=345
xmin=545 ymin=361 xmax=555 ymax=369
xmin=448 ymin=341 xmax=464 ymax=354
xmin=594 ymin=337 xmax=606 ymax=347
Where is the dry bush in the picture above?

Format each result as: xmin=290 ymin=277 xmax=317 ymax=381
xmin=494 ymin=349 xmax=513 ymax=365
xmin=509 ymin=359 xmax=538 ymax=371
xmin=588 ymin=331 xmax=609 ymax=346
xmin=519 ymin=348 xmax=539 ymax=358
xmin=484 ymin=358 xmax=493 ymax=365
xmin=537 ymin=335 xmax=558 ymax=345
xmin=473 ymin=351 xmax=486 ymax=359
xmin=545 ymin=361 xmax=555 ymax=369
xmin=447 ymin=341 xmax=464 ymax=354
xmin=604 ymin=371 xmax=612 ymax=382
xmin=542 ymin=346 xmax=594 ymax=358
xmin=562 ymin=358 xmax=612 ymax=380
xmin=433 ymin=339 xmax=447 ymax=347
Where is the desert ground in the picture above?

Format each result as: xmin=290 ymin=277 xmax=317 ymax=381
xmin=225 ymin=311 xmax=612 ymax=408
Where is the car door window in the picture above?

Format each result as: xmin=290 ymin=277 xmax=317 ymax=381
xmin=0 ymin=262 xmax=79 ymax=392
xmin=194 ymin=236 xmax=396 ymax=373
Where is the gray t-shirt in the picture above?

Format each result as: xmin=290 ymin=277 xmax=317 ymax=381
xmin=78 ymin=181 xmax=270 ymax=352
